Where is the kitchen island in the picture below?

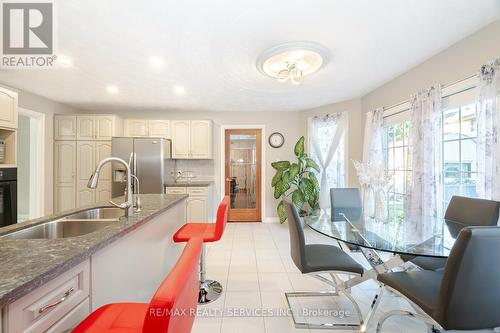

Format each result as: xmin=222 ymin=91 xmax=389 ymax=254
xmin=0 ymin=194 xmax=188 ymax=333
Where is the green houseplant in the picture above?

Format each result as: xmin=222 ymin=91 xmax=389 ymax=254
xmin=271 ymin=136 xmax=321 ymax=223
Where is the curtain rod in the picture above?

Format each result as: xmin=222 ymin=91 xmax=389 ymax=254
xmin=380 ymin=73 xmax=479 ymax=112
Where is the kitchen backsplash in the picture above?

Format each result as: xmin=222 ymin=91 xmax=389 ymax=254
xmin=165 ymin=159 xmax=215 ymax=182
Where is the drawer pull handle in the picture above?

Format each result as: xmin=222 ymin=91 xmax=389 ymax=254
xmin=38 ymin=287 xmax=75 ymax=314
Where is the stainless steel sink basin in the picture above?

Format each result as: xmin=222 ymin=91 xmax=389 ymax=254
xmin=0 ymin=207 xmax=124 ymax=240
xmin=63 ymin=207 xmax=124 ymax=220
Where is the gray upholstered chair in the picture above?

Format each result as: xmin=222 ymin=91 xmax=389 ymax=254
xmin=330 ymin=188 xmax=363 ymax=222
xmin=376 ymin=226 xmax=500 ymax=332
xmin=283 ymin=200 xmax=364 ymax=330
xmin=404 ymin=196 xmax=500 ymax=271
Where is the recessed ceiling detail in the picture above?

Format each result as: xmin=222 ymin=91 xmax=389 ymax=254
xmin=257 ymin=42 xmax=329 ymax=84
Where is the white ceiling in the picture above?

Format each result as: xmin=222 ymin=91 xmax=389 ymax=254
xmin=1 ymin=0 xmax=500 ymax=112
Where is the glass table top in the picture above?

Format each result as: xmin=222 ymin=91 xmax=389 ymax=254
xmin=304 ymin=210 xmax=467 ymax=258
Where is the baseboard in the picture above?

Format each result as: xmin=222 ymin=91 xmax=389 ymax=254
xmin=263 ymin=217 xmax=280 ymax=223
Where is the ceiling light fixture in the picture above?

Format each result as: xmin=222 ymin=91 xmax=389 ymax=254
xmin=106 ymin=85 xmax=119 ymax=94
xmin=149 ymin=56 xmax=165 ymax=69
xmin=257 ymin=42 xmax=329 ymax=84
xmin=173 ymin=85 xmax=185 ymax=95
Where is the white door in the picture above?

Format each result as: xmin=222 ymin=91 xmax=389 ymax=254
xmin=95 ymin=116 xmax=114 ymax=140
xmin=95 ymin=141 xmax=112 ymax=202
xmin=149 ymin=120 xmax=170 ymax=138
xmin=187 ymin=197 xmax=208 ymax=222
xmin=191 ymin=120 xmax=212 ymax=159
xmin=171 ymin=120 xmax=191 ymax=158
xmin=124 ymin=120 xmax=149 ymax=137
xmin=77 ymin=116 xmax=95 ymax=140
xmin=0 ymin=87 xmax=18 ymax=129
xmin=55 ymin=141 xmax=76 ymax=212
xmin=54 ymin=115 xmax=77 ymax=140
xmin=76 ymin=141 xmax=95 ymax=206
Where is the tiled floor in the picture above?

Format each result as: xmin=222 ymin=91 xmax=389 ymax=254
xmin=192 ymin=222 xmax=490 ymax=333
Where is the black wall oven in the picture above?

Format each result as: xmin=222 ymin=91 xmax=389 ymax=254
xmin=0 ymin=168 xmax=17 ymax=227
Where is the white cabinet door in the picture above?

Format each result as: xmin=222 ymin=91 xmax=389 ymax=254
xmin=95 ymin=141 xmax=112 ymax=202
xmin=149 ymin=120 xmax=170 ymax=138
xmin=124 ymin=119 xmax=149 ymax=137
xmin=54 ymin=115 xmax=77 ymax=140
xmin=95 ymin=116 xmax=114 ymax=140
xmin=187 ymin=197 xmax=208 ymax=222
xmin=54 ymin=141 xmax=76 ymax=213
xmin=77 ymin=116 xmax=95 ymax=140
xmin=76 ymin=141 xmax=95 ymax=206
xmin=190 ymin=120 xmax=212 ymax=159
xmin=0 ymin=87 xmax=18 ymax=129
xmin=171 ymin=120 xmax=191 ymax=159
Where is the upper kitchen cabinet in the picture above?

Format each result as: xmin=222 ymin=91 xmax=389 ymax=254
xmin=124 ymin=119 xmax=170 ymax=138
xmin=54 ymin=115 xmax=77 ymax=140
xmin=55 ymin=114 xmax=122 ymax=141
xmin=0 ymin=87 xmax=18 ymax=130
xmin=171 ymin=120 xmax=212 ymax=159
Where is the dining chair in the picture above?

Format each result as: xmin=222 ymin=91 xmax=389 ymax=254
xmin=283 ymin=200 xmax=365 ymax=330
xmin=376 ymin=226 xmax=500 ymax=332
xmin=330 ymin=188 xmax=363 ymax=222
xmin=403 ymin=196 xmax=500 ymax=271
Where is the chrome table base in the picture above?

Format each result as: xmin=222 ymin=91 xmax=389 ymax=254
xmin=198 ymin=279 xmax=223 ymax=304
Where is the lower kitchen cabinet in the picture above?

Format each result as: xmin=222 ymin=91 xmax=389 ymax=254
xmin=166 ymin=186 xmax=209 ymax=222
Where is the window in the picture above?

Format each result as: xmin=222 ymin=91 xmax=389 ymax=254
xmin=442 ymin=102 xmax=478 ymax=208
xmin=308 ymin=117 xmax=346 ymax=189
xmin=384 ymin=118 xmax=412 ymax=221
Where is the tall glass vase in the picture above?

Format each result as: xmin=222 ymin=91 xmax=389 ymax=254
xmin=364 ymin=186 xmax=376 ymax=219
xmin=374 ymin=187 xmax=388 ymax=223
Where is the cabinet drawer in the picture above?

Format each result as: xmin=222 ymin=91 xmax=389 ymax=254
xmin=5 ymin=261 xmax=90 ymax=333
xmin=45 ymin=298 xmax=89 ymax=333
xmin=187 ymin=187 xmax=208 ymax=196
xmin=166 ymin=187 xmax=187 ymax=195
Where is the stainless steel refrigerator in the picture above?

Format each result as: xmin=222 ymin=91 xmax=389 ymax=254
xmin=111 ymin=137 xmax=171 ymax=197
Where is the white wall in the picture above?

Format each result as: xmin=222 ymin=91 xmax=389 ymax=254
xmin=0 ymin=84 xmax=81 ymax=215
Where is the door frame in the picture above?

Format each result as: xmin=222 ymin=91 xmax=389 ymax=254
xmin=18 ymin=107 xmax=46 ymax=218
xmin=220 ymin=124 xmax=265 ymax=222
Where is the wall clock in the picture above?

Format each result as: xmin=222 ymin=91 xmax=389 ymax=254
xmin=269 ymin=132 xmax=285 ymax=148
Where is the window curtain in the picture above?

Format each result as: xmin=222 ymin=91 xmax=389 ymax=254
xmin=362 ymin=108 xmax=385 ymax=165
xmin=309 ymin=112 xmax=347 ymax=209
xmin=477 ymin=58 xmax=500 ymax=200
xmin=407 ymin=85 xmax=443 ymax=219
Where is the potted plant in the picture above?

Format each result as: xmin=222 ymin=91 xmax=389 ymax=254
xmin=271 ymin=136 xmax=321 ymax=223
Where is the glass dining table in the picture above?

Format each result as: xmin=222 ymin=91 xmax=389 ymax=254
xmin=303 ymin=209 xmax=466 ymax=332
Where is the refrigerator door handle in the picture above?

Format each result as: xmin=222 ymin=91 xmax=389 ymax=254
xmin=133 ymin=152 xmax=137 ymax=178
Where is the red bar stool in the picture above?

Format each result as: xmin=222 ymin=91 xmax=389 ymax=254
xmin=173 ymin=196 xmax=230 ymax=304
xmin=72 ymin=238 xmax=203 ymax=333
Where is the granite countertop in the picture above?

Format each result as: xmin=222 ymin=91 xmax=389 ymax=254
xmin=165 ymin=181 xmax=213 ymax=187
xmin=0 ymin=194 xmax=188 ymax=308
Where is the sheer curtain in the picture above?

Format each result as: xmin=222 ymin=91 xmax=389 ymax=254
xmin=477 ymin=58 xmax=500 ymax=200
xmin=407 ymin=85 xmax=443 ymax=218
xmin=309 ymin=112 xmax=347 ymax=208
xmin=362 ymin=108 xmax=385 ymax=165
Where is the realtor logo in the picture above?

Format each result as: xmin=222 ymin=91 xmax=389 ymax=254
xmin=1 ymin=1 xmax=56 ymax=68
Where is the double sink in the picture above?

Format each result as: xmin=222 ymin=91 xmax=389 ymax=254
xmin=0 ymin=207 xmax=124 ymax=240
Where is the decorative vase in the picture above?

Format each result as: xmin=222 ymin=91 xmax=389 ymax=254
xmin=374 ymin=187 xmax=389 ymax=223
xmin=364 ymin=186 xmax=376 ymax=219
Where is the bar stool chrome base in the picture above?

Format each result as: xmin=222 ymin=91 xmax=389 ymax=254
xmin=198 ymin=279 xmax=223 ymax=304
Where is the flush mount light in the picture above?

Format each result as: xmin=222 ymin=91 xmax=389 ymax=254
xmin=106 ymin=85 xmax=119 ymax=94
xmin=173 ymin=85 xmax=186 ymax=95
xmin=257 ymin=42 xmax=329 ymax=84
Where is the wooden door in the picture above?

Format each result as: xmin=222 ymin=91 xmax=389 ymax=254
xmin=225 ymin=129 xmax=262 ymax=222
xmin=54 ymin=116 xmax=77 ymax=140
xmin=171 ymin=120 xmax=191 ymax=159
xmin=0 ymin=87 xmax=18 ymax=129
xmin=77 ymin=116 xmax=95 ymax=140
xmin=190 ymin=120 xmax=212 ymax=159
xmin=76 ymin=141 xmax=95 ymax=206
xmin=54 ymin=141 xmax=76 ymax=212
xmin=149 ymin=120 xmax=170 ymax=138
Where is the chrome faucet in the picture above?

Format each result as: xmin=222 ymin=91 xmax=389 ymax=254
xmin=87 ymin=157 xmax=133 ymax=217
